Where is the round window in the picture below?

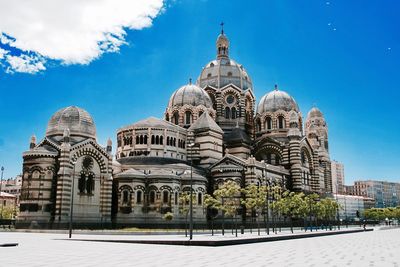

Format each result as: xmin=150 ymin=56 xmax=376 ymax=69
xmin=226 ymin=95 xmax=235 ymax=104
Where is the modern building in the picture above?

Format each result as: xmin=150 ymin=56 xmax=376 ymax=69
xmin=344 ymin=185 xmax=356 ymax=196
xmin=18 ymin=28 xmax=334 ymax=228
xmin=353 ymin=180 xmax=400 ymax=208
xmin=331 ymin=161 xmax=344 ymax=195
xmin=334 ymin=194 xmax=375 ymax=221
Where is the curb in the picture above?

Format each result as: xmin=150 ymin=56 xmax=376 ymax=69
xmin=63 ymin=228 xmax=373 ymax=247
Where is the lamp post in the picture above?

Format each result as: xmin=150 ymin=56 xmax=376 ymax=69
xmin=0 ymin=166 xmax=4 ymax=219
xmin=187 ymin=142 xmax=198 ymax=240
xmin=69 ymin=160 xmax=77 ymax=238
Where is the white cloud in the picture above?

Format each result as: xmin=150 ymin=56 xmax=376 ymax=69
xmin=0 ymin=0 xmax=165 ymax=73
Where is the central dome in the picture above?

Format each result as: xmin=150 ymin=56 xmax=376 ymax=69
xmin=168 ymin=83 xmax=213 ymax=108
xmin=46 ymin=106 xmax=96 ymax=139
xmin=257 ymin=87 xmax=299 ymax=114
xmin=197 ymin=31 xmax=252 ymax=91
xmin=197 ymin=58 xmax=252 ymax=90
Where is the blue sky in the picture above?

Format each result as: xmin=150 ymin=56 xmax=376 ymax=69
xmin=0 ymin=0 xmax=399 ymax=184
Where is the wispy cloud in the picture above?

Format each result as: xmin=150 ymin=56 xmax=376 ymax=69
xmin=0 ymin=0 xmax=165 ymax=74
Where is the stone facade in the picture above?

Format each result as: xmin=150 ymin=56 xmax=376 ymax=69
xmin=18 ymin=28 xmax=334 ymax=228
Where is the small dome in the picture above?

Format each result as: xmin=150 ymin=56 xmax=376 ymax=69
xmin=46 ymin=106 xmax=96 ymax=139
xmin=307 ymin=107 xmax=324 ymax=120
xmin=257 ymin=87 xmax=299 ymax=114
xmin=168 ymin=83 xmax=213 ymax=108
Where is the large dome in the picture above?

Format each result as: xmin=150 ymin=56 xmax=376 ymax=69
xmin=197 ymin=30 xmax=252 ymax=91
xmin=257 ymin=87 xmax=299 ymax=114
xmin=46 ymin=106 xmax=96 ymax=139
xmin=168 ymin=83 xmax=213 ymax=108
xmin=197 ymin=58 xmax=252 ymax=90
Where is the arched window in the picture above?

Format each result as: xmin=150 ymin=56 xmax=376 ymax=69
xmin=173 ymin=138 xmax=176 ymax=147
xmin=185 ymin=111 xmax=192 ymax=125
xmin=144 ymin=135 xmax=148 ymax=144
xmin=167 ymin=137 xmax=170 ymax=146
xmin=165 ymin=114 xmax=169 ymax=121
xmin=256 ymin=118 xmax=261 ymax=132
xmin=174 ymin=192 xmax=178 ymax=205
xmin=182 ymin=141 xmax=185 ymax=148
xmin=137 ymin=191 xmax=142 ymax=204
xmin=155 ymin=135 xmax=159 ymax=145
xmin=231 ymin=107 xmax=236 ymax=119
xmin=266 ymin=117 xmax=272 ymax=130
xmin=163 ymin=190 xmax=169 ymax=204
xmin=136 ymin=136 xmax=139 ymax=144
xmin=122 ymin=190 xmax=131 ymax=205
xmin=149 ymin=191 xmax=156 ymax=204
xmin=139 ymin=135 xmax=143 ymax=144
xmin=278 ymin=116 xmax=285 ymax=129
xmin=151 ymin=135 xmax=155 ymax=144
xmin=173 ymin=112 xmax=179 ymax=125
xmin=197 ymin=192 xmax=202 ymax=205
xmin=160 ymin=136 xmax=163 ymax=145
xmin=225 ymin=107 xmax=230 ymax=119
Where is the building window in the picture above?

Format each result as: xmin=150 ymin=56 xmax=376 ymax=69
xmin=156 ymin=135 xmax=159 ymax=145
xmin=137 ymin=191 xmax=142 ymax=204
xmin=122 ymin=190 xmax=131 ymax=205
xmin=198 ymin=192 xmax=202 ymax=205
xmin=151 ymin=135 xmax=155 ymax=144
xmin=163 ymin=191 xmax=169 ymax=204
xmin=174 ymin=192 xmax=178 ymax=205
xmin=278 ymin=116 xmax=285 ymax=129
xmin=173 ymin=112 xmax=179 ymax=125
xmin=231 ymin=107 xmax=236 ymax=119
xmin=256 ymin=119 xmax=261 ymax=132
xmin=144 ymin=135 xmax=148 ymax=144
xmin=149 ymin=191 xmax=156 ymax=204
xmin=185 ymin=111 xmax=192 ymax=125
xmin=225 ymin=107 xmax=230 ymax=119
xmin=266 ymin=117 xmax=272 ymax=130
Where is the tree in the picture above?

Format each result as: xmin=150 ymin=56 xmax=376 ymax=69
xmin=213 ymin=180 xmax=241 ymax=236
xmin=241 ymin=183 xmax=268 ymax=235
xmin=317 ymin=198 xmax=339 ymax=230
xmin=0 ymin=205 xmax=17 ymax=219
xmin=163 ymin=212 xmax=174 ymax=231
xmin=273 ymin=191 xmax=307 ymax=233
xmin=204 ymin=194 xmax=220 ymax=235
xmin=304 ymin=193 xmax=320 ymax=231
xmin=179 ymin=191 xmax=196 ymax=237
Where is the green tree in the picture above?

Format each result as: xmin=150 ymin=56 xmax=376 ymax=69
xmin=241 ymin=183 xmax=268 ymax=235
xmin=273 ymin=191 xmax=307 ymax=233
xmin=213 ymin=180 xmax=241 ymax=236
xmin=0 ymin=205 xmax=17 ymax=219
xmin=163 ymin=212 xmax=174 ymax=231
xmin=179 ymin=191 xmax=196 ymax=237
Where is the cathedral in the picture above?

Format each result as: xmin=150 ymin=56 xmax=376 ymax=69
xmin=17 ymin=28 xmax=333 ymax=228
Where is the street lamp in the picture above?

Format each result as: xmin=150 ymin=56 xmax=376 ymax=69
xmin=187 ymin=142 xmax=198 ymax=240
xmin=69 ymin=160 xmax=77 ymax=239
xmin=0 ymin=166 xmax=4 ymax=219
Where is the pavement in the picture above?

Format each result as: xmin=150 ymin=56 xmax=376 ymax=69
xmin=1 ymin=227 xmax=399 ymax=266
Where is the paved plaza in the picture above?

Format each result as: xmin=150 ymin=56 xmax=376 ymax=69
xmin=1 ymin=228 xmax=400 ymax=266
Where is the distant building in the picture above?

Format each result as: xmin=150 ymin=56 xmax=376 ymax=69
xmin=334 ymin=194 xmax=375 ymax=221
xmin=1 ymin=175 xmax=22 ymax=205
xmin=0 ymin=192 xmax=18 ymax=219
xmin=331 ymin=161 xmax=344 ymax=194
xmin=344 ymin=185 xmax=356 ymax=196
xmin=354 ymin=180 xmax=400 ymax=208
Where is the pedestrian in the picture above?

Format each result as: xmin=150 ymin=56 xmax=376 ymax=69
xmin=363 ymin=220 xmax=366 ymax=230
